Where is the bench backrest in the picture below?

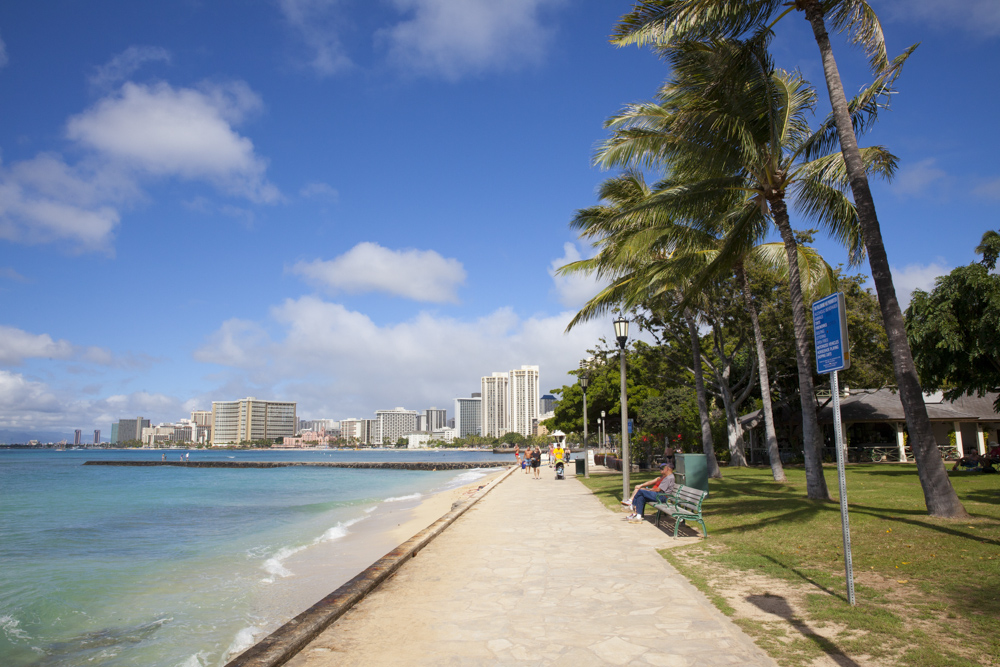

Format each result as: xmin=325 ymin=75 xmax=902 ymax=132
xmin=674 ymin=486 xmax=708 ymax=512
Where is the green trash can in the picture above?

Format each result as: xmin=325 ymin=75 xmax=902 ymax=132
xmin=575 ymin=457 xmax=585 ymax=475
xmin=675 ymin=453 xmax=709 ymax=494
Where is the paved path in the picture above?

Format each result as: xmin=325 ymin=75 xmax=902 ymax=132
xmin=285 ymin=467 xmax=776 ymax=667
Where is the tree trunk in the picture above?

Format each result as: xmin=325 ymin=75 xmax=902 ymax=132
xmin=738 ymin=262 xmax=786 ymax=481
xmin=769 ymin=196 xmax=830 ymax=500
xmin=684 ymin=307 xmax=722 ymax=478
xmin=799 ymin=0 xmax=967 ymax=518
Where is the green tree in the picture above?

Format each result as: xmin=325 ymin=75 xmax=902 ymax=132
xmin=591 ymin=38 xmax=877 ymax=495
xmin=906 ymin=230 xmax=1000 ymax=410
xmin=499 ymin=432 xmax=526 ymax=446
xmin=611 ymin=0 xmax=966 ymax=517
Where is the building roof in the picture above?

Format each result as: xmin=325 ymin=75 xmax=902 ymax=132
xmin=741 ymin=389 xmax=1000 ymax=426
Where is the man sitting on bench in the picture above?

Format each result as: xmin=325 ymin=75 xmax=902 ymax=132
xmin=621 ymin=463 xmax=676 ymax=522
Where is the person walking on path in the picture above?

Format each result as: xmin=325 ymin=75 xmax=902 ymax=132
xmin=622 ymin=464 xmax=676 ymax=521
xmin=531 ymin=446 xmax=541 ymax=479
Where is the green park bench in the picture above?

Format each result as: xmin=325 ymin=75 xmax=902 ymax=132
xmin=653 ymin=485 xmax=709 ymax=538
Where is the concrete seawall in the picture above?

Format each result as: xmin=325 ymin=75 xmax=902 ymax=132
xmin=82 ymin=461 xmax=512 ymax=470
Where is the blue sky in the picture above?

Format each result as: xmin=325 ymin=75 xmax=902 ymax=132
xmin=0 ymin=1 xmax=998 ymax=442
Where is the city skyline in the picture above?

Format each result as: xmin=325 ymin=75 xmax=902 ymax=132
xmin=2 ymin=3 xmax=999 ymax=441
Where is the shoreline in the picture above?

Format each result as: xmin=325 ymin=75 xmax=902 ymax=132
xmin=228 ymin=467 xmax=509 ymax=663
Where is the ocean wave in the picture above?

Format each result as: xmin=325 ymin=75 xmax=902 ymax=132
xmin=449 ymin=469 xmax=488 ymax=486
xmin=261 ymin=545 xmax=306 ymax=582
xmin=383 ymin=493 xmax=422 ymax=503
xmin=175 ymin=651 xmax=208 ymax=667
xmin=222 ymin=626 xmax=261 ymax=664
xmin=0 ymin=614 xmax=29 ymax=641
xmin=315 ymin=516 xmax=364 ymax=543
xmin=364 ymin=505 xmax=378 ymax=513
xmin=260 ymin=515 xmax=367 ymax=582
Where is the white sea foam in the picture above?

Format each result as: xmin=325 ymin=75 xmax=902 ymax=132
xmin=384 ymin=493 xmax=422 ymax=503
xmin=364 ymin=505 xmax=378 ymax=513
xmin=175 ymin=651 xmax=207 ymax=667
xmin=222 ymin=626 xmax=261 ymax=663
xmin=315 ymin=516 xmax=363 ymax=543
xmin=449 ymin=469 xmax=488 ymax=486
xmin=261 ymin=545 xmax=306 ymax=582
xmin=0 ymin=614 xmax=29 ymax=641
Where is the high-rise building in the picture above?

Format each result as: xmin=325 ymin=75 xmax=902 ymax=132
xmin=509 ymin=365 xmax=540 ymax=437
xmin=110 ymin=423 xmax=118 ymax=445
xmin=211 ymin=398 xmax=297 ymax=445
xmin=481 ymin=373 xmax=509 ymax=438
xmin=425 ymin=407 xmax=447 ymax=432
xmin=93 ymin=430 xmax=100 ymax=445
xmin=454 ymin=395 xmax=482 ymax=438
xmin=113 ymin=417 xmax=150 ymax=444
xmin=540 ymin=394 xmax=558 ymax=413
xmin=73 ymin=430 xmax=82 ymax=446
xmin=375 ymin=408 xmax=418 ymax=445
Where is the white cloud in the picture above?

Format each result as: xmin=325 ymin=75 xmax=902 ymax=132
xmin=277 ymin=0 xmax=353 ymax=76
xmin=549 ymin=241 xmax=607 ymax=308
xmin=0 ymin=326 xmax=75 ymax=364
xmin=973 ymin=177 xmax=1000 ymax=200
xmin=290 ymin=242 xmax=466 ymax=302
xmin=883 ymin=0 xmax=1000 ymax=37
xmin=0 ymin=153 xmax=131 ymax=252
xmin=0 ymin=32 xmax=8 ymax=69
xmin=379 ymin=0 xmax=564 ymax=80
xmin=891 ymin=261 xmax=952 ymax=308
xmin=66 ymin=81 xmax=279 ymax=203
xmin=299 ymin=181 xmax=339 ymax=200
xmin=0 ymin=79 xmax=279 ymax=252
xmin=0 ymin=370 xmax=62 ymax=416
xmin=89 ymin=46 xmax=171 ymax=89
xmin=0 ymin=267 xmax=28 ymax=282
xmin=0 ymin=325 xmax=116 ymax=366
xmin=194 ymin=294 xmax=607 ymax=418
xmin=892 ymin=158 xmax=947 ymax=197
xmin=0 ymin=370 xmax=189 ymax=436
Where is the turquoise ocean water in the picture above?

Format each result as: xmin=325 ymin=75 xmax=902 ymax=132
xmin=0 ymin=449 xmax=509 ymax=666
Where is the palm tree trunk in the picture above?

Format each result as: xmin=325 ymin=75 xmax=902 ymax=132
xmin=684 ymin=307 xmax=722 ymax=478
xmin=738 ymin=263 xmax=786 ymax=481
xmin=770 ymin=196 xmax=830 ymax=500
xmin=799 ymin=0 xmax=967 ymax=518
xmin=715 ymin=363 xmax=749 ymax=466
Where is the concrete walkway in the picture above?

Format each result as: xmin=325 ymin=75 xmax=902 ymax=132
xmin=285 ymin=467 xmax=777 ymax=667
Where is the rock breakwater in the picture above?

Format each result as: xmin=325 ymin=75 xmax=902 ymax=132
xmin=83 ymin=461 xmax=512 ymax=470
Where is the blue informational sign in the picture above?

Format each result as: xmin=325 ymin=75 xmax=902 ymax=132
xmin=628 ymin=419 xmax=634 ymax=434
xmin=812 ymin=292 xmax=851 ymax=374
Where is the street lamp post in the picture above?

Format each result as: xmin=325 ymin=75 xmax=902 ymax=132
xmin=580 ymin=373 xmax=590 ymax=479
xmin=614 ymin=316 xmax=631 ymax=502
xmin=601 ymin=410 xmax=606 ymax=451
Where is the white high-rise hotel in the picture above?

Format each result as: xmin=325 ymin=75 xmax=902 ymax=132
xmin=481 ymin=365 xmax=540 ymax=438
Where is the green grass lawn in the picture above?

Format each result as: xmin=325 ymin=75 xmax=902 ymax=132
xmin=579 ymin=465 xmax=1000 ymax=666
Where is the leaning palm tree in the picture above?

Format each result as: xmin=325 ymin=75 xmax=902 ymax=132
xmin=562 ymin=169 xmax=835 ymax=482
xmin=610 ymin=0 xmax=967 ymax=518
xmin=594 ymin=38 xmax=886 ymax=499
xmin=562 ymin=171 xmax=725 ymax=479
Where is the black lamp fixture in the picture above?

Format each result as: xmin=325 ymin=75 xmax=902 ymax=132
xmin=614 ymin=316 xmax=629 ymax=349
xmin=579 ymin=373 xmax=590 ymax=390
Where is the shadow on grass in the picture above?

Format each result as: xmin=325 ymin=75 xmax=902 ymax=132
xmin=746 ymin=594 xmax=862 ymax=667
xmin=760 ymin=554 xmax=843 ymax=601
xmin=847 ymin=504 xmax=1000 ymax=547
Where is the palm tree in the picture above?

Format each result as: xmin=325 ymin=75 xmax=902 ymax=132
xmin=610 ymin=0 xmax=967 ymax=517
xmin=561 ymin=171 xmax=724 ymax=479
xmin=593 ymin=38 xmax=886 ymax=499
xmin=561 ymin=169 xmax=833 ymax=482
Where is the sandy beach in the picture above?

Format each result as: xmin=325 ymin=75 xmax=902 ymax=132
xmin=241 ymin=467 xmax=508 ymax=647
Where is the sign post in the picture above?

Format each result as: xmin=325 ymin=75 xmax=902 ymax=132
xmin=812 ymin=292 xmax=856 ymax=606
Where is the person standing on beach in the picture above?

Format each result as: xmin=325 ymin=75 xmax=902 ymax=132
xmin=514 ymin=444 xmax=520 ymax=464
xmin=531 ymin=446 xmax=541 ymax=479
